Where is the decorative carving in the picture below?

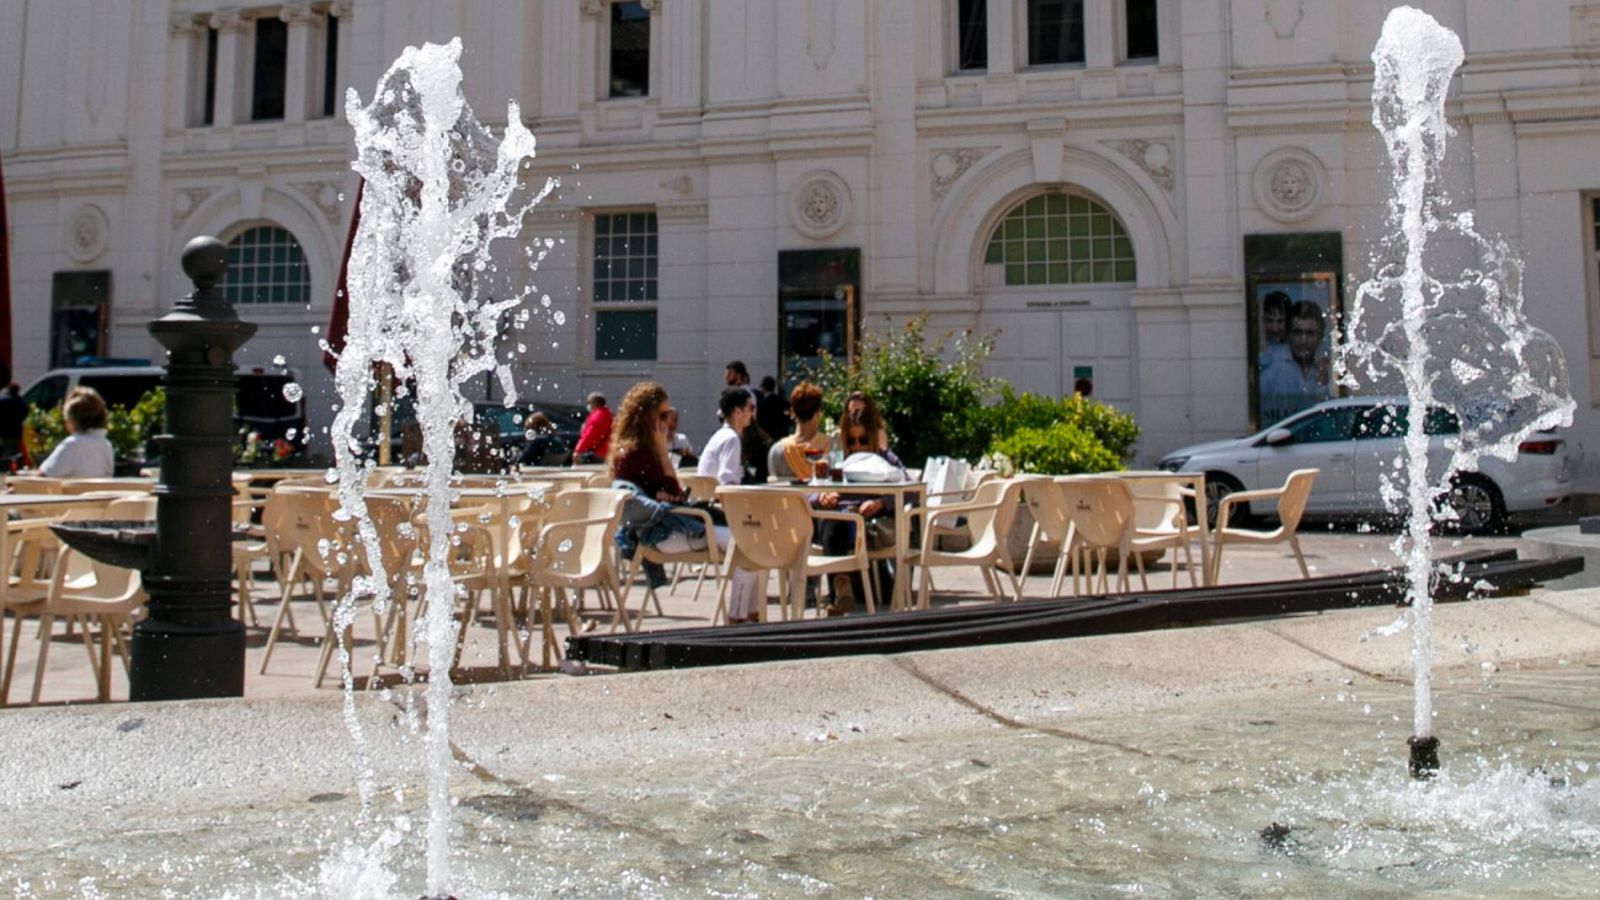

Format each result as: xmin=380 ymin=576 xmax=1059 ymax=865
xmin=930 ymin=147 xmax=994 ymax=202
xmin=1264 ymin=0 xmax=1304 ymax=39
xmin=66 ymin=205 xmax=110 ymax=264
xmin=209 ymin=11 xmax=248 ymax=33
xmin=290 ymin=181 xmax=346 ymax=230
xmin=327 ymin=1 xmax=353 ymax=18
xmin=1252 ymin=147 xmax=1326 ymax=223
xmin=169 ymin=14 xmax=203 ymax=37
xmin=580 ymin=0 xmax=606 ymax=17
xmin=1573 ymin=4 xmax=1600 ymax=46
xmin=659 ymin=174 xmax=694 ymax=195
xmin=788 ymin=170 xmax=851 ymax=239
xmin=1107 ymin=139 xmax=1175 ymax=193
xmin=171 ymin=186 xmax=219 ymax=229
xmin=279 ymin=3 xmax=318 ymax=26
xmin=807 ymin=0 xmax=836 ymax=71
xmin=639 ymin=0 xmax=659 ymax=10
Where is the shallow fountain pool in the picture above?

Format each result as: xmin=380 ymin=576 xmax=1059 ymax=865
xmin=2 ymin=604 xmax=1597 ymax=898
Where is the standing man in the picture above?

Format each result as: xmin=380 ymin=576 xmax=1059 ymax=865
xmin=573 ymin=390 xmax=613 ymax=464
xmin=724 ymin=360 xmax=758 ymax=403
xmin=756 ymin=375 xmax=791 ymax=441
xmin=724 ymin=360 xmax=769 ymax=481
xmin=0 ymin=382 xmax=28 ymax=463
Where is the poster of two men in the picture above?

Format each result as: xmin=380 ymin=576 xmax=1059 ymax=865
xmin=1252 ymin=273 xmax=1337 ymax=428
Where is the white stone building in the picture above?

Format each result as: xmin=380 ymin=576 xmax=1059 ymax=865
xmin=3 ymin=1 xmax=1600 ymax=487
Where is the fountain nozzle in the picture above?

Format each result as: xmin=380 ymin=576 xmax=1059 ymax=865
xmin=1408 ymin=735 xmax=1441 ymax=780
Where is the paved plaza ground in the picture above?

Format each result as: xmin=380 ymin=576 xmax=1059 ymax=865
xmin=3 ymin=514 xmax=1565 ymax=708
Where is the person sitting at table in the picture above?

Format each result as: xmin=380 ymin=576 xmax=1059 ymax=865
xmin=815 ymin=396 xmax=906 ymax=614
xmin=662 ymin=407 xmax=698 ymax=469
xmin=843 ymin=390 xmax=891 ymax=452
xmin=699 ymin=388 xmax=763 ymax=623
xmin=770 ymin=381 xmax=830 ymax=481
xmin=38 ymin=387 xmax=115 ymax=479
xmin=608 ymin=382 xmax=698 ymax=590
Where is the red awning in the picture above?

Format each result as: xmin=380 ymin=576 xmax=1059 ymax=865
xmin=0 ymin=151 xmax=13 ymax=383
xmin=322 ymin=177 xmax=363 ymax=373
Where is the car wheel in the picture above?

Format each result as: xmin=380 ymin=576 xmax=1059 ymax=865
xmin=1205 ymin=473 xmax=1248 ymax=528
xmin=1446 ymin=475 xmax=1505 ymax=535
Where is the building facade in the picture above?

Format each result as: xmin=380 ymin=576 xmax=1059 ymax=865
xmin=3 ymin=0 xmax=1600 ymax=485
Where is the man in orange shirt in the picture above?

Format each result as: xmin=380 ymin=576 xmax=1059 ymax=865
xmin=573 ymin=391 xmax=613 ymax=463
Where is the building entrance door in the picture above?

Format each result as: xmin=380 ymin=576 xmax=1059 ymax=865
xmin=777 ymin=249 xmax=859 ymax=387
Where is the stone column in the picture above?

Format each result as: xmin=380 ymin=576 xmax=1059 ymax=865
xmin=541 ymin=0 xmax=584 ymax=126
xmin=1082 ymin=0 xmax=1118 ymax=98
xmin=986 ymin=0 xmax=1016 ymax=73
xmin=329 ymin=1 xmax=351 ymax=122
xmin=168 ymin=15 xmax=202 ymax=130
xmin=208 ymin=11 xmax=248 ymax=127
xmin=280 ymin=3 xmax=317 ymax=123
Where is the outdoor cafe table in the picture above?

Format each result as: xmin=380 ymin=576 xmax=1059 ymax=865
xmin=735 ymin=479 xmax=927 ymax=614
xmin=1105 ymin=469 xmax=1212 ymax=586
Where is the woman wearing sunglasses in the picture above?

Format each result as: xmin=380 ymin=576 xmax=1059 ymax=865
xmin=814 ymin=393 xmax=906 ymax=614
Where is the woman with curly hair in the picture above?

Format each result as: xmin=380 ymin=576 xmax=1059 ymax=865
xmin=608 ymin=381 xmax=683 ymax=503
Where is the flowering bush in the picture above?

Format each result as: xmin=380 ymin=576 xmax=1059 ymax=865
xmin=992 ymin=421 xmax=1123 ymax=475
xmin=983 ymin=388 xmax=1139 ymax=468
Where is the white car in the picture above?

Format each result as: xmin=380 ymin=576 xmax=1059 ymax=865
xmin=1155 ymin=396 xmax=1570 ymax=533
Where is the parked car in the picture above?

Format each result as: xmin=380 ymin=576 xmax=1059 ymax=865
xmin=21 ymin=364 xmax=307 ymax=443
xmin=1156 ymin=396 xmax=1570 ymax=533
xmin=472 ymin=401 xmax=588 ymax=467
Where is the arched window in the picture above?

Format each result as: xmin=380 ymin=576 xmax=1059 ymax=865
xmin=222 ymin=225 xmax=311 ymax=304
xmin=984 ymin=193 xmax=1136 ymax=285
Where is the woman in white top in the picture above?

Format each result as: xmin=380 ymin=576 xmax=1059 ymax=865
xmin=698 ymin=388 xmax=764 ymax=623
xmin=39 ymin=387 xmax=116 ymax=478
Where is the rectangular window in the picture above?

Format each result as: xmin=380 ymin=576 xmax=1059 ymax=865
xmin=1125 ymin=0 xmax=1159 ymax=60
xmin=593 ymin=212 xmax=659 ymax=361
xmin=202 ymin=26 xmax=219 ymax=126
xmin=609 ymin=1 xmax=650 ymax=98
xmin=251 ymin=16 xmax=287 ymax=120
xmin=50 ymin=271 xmax=111 ymax=369
xmin=1028 ymin=0 xmax=1085 ymax=66
xmin=321 ymin=13 xmax=340 ymax=118
xmin=957 ymin=0 xmax=988 ymax=71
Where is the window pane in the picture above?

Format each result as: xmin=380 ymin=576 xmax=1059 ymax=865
xmin=596 ymin=310 xmax=657 ymax=360
xmin=1126 ymin=0 xmax=1159 ymax=60
xmin=610 ymin=1 xmax=650 ymax=98
xmin=321 ymin=14 xmax=339 ymax=117
xmin=222 ymin=225 xmax=308 ymax=304
xmin=1028 ymin=0 xmax=1085 ymax=66
xmin=251 ymin=17 xmax=288 ymax=120
xmin=957 ymin=0 xmax=988 ymax=71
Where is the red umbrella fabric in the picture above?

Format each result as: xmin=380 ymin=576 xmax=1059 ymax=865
xmin=322 ymin=177 xmax=363 ymax=373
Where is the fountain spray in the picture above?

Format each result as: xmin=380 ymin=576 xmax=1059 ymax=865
xmin=1343 ymin=8 xmax=1572 ymax=781
xmin=333 ymin=39 xmax=553 ymax=897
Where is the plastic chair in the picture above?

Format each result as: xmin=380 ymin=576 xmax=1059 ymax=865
xmin=621 ymin=502 xmax=722 ymax=630
xmin=1056 ymin=477 xmax=1138 ymax=593
xmin=1207 ymin=469 xmax=1319 ymax=585
xmin=7 ymin=495 xmax=156 ymax=705
xmin=520 ymin=488 xmax=627 ymax=668
xmin=259 ymin=487 xmax=355 ymax=678
xmin=1126 ymin=478 xmax=1200 ymax=589
xmin=1017 ymin=476 xmax=1080 ymax=598
xmin=906 ymin=477 xmax=1026 ymax=611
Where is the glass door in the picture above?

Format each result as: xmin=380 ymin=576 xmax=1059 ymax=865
xmin=777 ymin=249 xmax=859 ymax=387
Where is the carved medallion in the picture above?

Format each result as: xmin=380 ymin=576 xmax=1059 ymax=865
xmin=1253 ymin=147 xmax=1326 ymax=223
xmin=788 ymin=170 xmax=851 ymax=239
xmin=1264 ymin=0 xmax=1304 ymax=39
xmin=930 ymin=147 xmax=994 ymax=202
xmin=290 ymin=181 xmax=346 ymax=231
xmin=1107 ymin=139 xmax=1175 ymax=193
xmin=66 ymin=205 xmax=110 ymax=263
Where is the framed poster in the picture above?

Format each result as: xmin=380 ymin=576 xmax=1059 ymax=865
xmin=1247 ymin=271 xmax=1338 ymax=430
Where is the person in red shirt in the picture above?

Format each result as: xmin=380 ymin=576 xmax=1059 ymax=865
xmin=573 ymin=391 xmax=613 ymax=462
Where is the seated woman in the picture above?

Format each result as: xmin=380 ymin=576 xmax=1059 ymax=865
xmin=698 ymin=388 xmax=763 ymax=623
xmin=38 ymin=387 xmax=115 ymax=478
xmin=815 ymin=395 xmax=907 ymax=613
xmin=608 ymin=382 xmax=698 ymax=588
xmin=770 ymin=381 xmax=830 ymax=481
xmin=843 ymin=390 xmax=891 ymax=452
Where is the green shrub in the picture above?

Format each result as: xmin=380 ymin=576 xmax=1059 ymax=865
xmin=986 ymin=388 xmax=1139 ymax=463
xmin=992 ymin=421 xmax=1123 ymax=475
xmin=807 ymin=316 xmax=1000 ymax=467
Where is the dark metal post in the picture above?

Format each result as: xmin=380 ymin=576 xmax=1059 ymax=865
xmin=132 ymin=236 xmax=257 ymax=701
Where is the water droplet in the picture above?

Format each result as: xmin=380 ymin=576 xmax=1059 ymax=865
xmin=282 ymin=382 xmax=305 ymax=403
xmin=557 ymin=539 xmax=573 ymax=553
xmin=540 ymin=295 xmax=552 ymax=308
xmin=451 ymin=158 xmax=466 ymax=173
xmin=272 ymin=354 xmax=287 ymax=366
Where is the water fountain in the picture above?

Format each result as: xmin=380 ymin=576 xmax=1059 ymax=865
xmin=329 ymin=38 xmax=553 ymax=897
xmin=1337 ymin=7 xmax=1575 ymax=779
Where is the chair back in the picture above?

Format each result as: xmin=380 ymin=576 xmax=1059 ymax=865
xmin=4 ymin=476 xmax=63 ymax=494
xmin=1128 ymin=479 xmax=1186 ymax=532
xmin=1275 ymin=469 xmax=1319 ymax=532
xmin=1058 ymin=477 xmax=1136 ymax=550
xmin=57 ymin=479 xmax=154 ymax=495
xmin=277 ymin=488 xmax=354 ymax=581
xmin=68 ymin=496 xmax=153 ymax=604
xmin=362 ymin=495 xmax=420 ymax=588
xmin=717 ymin=487 xmax=811 ymax=570
xmin=678 ymin=473 xmax=720 ymax=503
xmin=1021 ymin=477 xmax=1073 ymax=543
xmin=527 ymin=488 xmax=625 ymax=581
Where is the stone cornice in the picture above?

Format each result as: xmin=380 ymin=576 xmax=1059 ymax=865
xmin=915 ymin=95 xmax=1184 ymax=136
